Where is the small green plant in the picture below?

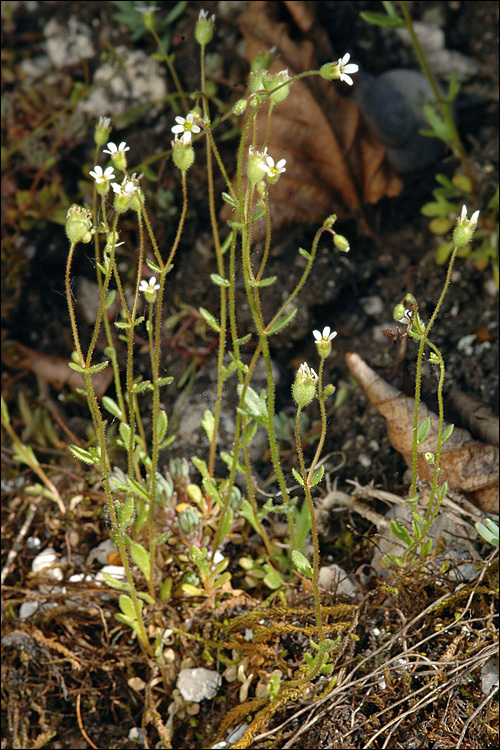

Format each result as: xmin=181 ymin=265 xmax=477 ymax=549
xmin=387 ymin=205 xmax=480 ymax=565
xmin=60 ymin=9 xmax=360 ymax=674
xmin=361 ymin=2 xmax=498 ymax=284
xmin=422 ymin=178 xmax=498 ymax=283
xmin=475 ymin=518 xmax=499 ymax=548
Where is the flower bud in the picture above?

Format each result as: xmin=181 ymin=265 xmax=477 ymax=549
xmin=251 ymin=49 xmax=274 ymax=73
xmin=232 ymin=98 xmax=248 ymax=117
xmin=393 ymin=304 xmax=407 ymax=322
xmin=94 ymin=117 xmax=112 ymax=147
xmin=65 ymin=205 xmax=93 ymax=244
xmin=453 ymin=205 xmax=480 ymax=249
xmin=333 ymin=233 xmax=350 ymax=252
xmin=195 ymin=9 xmax=215 ymax=46
xmin=246 ymin=146 xmax=267 ymax=186
xmin=292 ymin=363 xmax=318 ymax=408
xmin=172 ymin=138 xmax=195 ymax=172
xmin=263 ymin=69 xmax=291 ymax=104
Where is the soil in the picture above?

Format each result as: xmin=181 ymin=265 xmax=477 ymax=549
xmin=1 ymin=2 xmax=498 ymax=749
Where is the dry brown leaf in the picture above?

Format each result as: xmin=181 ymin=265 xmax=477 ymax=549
xmin=446 ymin=384 xmax=499 ymax=448
xmin=221 ymin=0 xmax=403 ymax=237
xmin=346 ymin=352 xmax=499 ymax=514
xmin=2 ymin=341 xmax=113 ymax=399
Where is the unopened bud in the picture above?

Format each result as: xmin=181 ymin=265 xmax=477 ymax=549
xmin=65 ymin=205 xmax=93 ymax=244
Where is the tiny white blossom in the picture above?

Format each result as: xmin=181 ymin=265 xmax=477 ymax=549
xmin=336 ymin=53 xmax=359 ymax=86
xmin=459 ymin=204 xmax=480 ymax=227
xmin=139 ymin=277 xmax=160 ymax=294
xmin=198 ymin=8 xmax=215 ymax=22
xmin=261 ymin=155 xmax=286 ymax=178
xmin=103 ymin=141 xmax=130 ymax=156
xmin=89 ymin=165 xmax=116 ymax=184
xmin=111 ymin=179 xmax=137 ymax=197
xmin=298 ymin=362 xmax=318 ymax=381
xmin=171 ymin=114 xmax=201 ymax=143
xmin=97 ymin=116 xmax=111 ymax=130
xmin=313 ymin=327 xmax=337 ymax=343
xmin=135 ymin=5 xmax=158 ymax=15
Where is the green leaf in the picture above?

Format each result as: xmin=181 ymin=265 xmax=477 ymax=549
xmin=102 ymin=396 xmax=123 ymax=419
xmin=131 ymin=380 xmax=153 ymax=394
xmin=191 ymin=456 xmax=209 ymax=480
xmin=126 ymin=476 xmax=149 ymax=502
xmin=105 ymin=290 xmax=116 ymax=309
xmin=240 ymin=421 xmax=258 ymax=449
xmin=390 ymin=520 xmax=413 ymax=547
xmin=87 ymin=361 xmax=110 ymax=375
xmin=199 ymin=307 xmax=221 ymax=333
xmin=210 ymin=274 xmax=230 ymax=287
xmin=1 ymin=396 xmax=10 ymax=424
xmin=236 ymin=333 xmax=252 ymax=346
xmin=129 ymin=541 xmax=151 ymax=580
xmin=416 ymin=417 xmax=431 ymax=445
xmin=249 ymin=276 xmax=277 ymax=288
xmin=114 ymin=613 xmax=142 ymax=638
xmin=120 ymin=497 xmax=136 ymax=526
xmin=438 ymin=481 xmax=449 ymax=501
xmin=156 ymin=410 xmax=168 ymax=443
xmin=239 ymin=500 xmax=261 ymax=535
xmin=114 ymin=321 xmax=132 ymax=330
xmin=310 ymin=465 xmax=324 ymax=487
xmin=266 ymin=308 xmax=297 ymax=336
xmin=118 ymin=594 xmax=139 ymax=620
xmin=237 ymin=384 xmax=267 ymax=421
xmin=359 ymin=11 xmax=405 ymax=28
xmin=291 ymin=550 xmax=313 ymax=578
xmin=182 ymin=583 xmax=204 ymax=596
xmin=298 ymin=247 xmax=311 ymax=261
xmin=156 ymin=376 xmax=174 ymax=388
xmin=146 ymin=259 xmax=162 ymax=274
xmin=119 ymin=422 xmax=131 ymax=445
xmin=220 ymin=451 xmax=245 ymax=474
xmin=441 ymin=423 xmax=454 ymax=443
xmin=68 ymin=362 xmax=85 ymax=373
xmin=68 ymin=444 xmax=99 ymax=465
xmin=219 ymin=506 xmax=233 ymax=543
xmin=292 ymin=467 xmax=304 ymax=486
xmin=221 ymin=191 xmax=237 ymax=207
xmin=102 ymin=573 xmax=131 ymax=592
xmin=201 ymin=409 xmax=215 ymax=442
xmin=202 ymin=477 xmax=222 ymax=506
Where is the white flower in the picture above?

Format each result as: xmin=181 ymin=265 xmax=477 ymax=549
xmin=171 ymin=113 xmax=201 ymax=144
xmin=89 ymin=165 xmax=116 ymax=184
xmin=459 ymin=204 xmax=480 ymax=227
xmin=135 ymin=5 xmax=158 ymax=15
xmin=111 ymin=179 xmax=137 ymax=197
xmin=261 ymin=155 xmax=286 ymax=178
xmin=139 ymin=277 xmax=160 ymax=294
xmin=313 ymin=327 xmax=337 ymax=343
xmin=336 ymin=53 xmax=359 ymax=86
xmin=298 ymin=362 xmax=318 ymax=381
xmin=97 ymin=116 xmax=111 ymax=130
xmin=198 ymin=8 xmax=215 ymax=22
xmin=103 ymin=141 xmax=130 ymax=156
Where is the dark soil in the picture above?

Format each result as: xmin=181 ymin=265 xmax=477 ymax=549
xmin=2 ymin=2 xmax=498 ymax=749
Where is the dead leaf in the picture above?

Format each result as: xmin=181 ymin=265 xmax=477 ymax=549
xmin=2 ymin=341 xmax=113 ymax=399
xmin=446 ymin=384 xmax=499 ymax=448
xmin=346 ymin=352 xmax=499 ymax=514
xmin=221 ymin=0 xmax=403 ymax=237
